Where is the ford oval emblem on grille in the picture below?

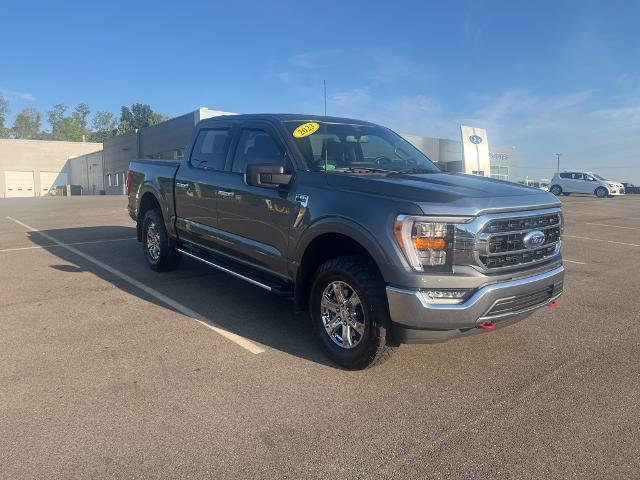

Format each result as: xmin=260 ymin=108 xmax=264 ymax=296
xmin=523 ymin=230 xmax=546 ymax=249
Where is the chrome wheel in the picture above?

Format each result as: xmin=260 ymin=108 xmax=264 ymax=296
xmin=146 ymin=222 xmax=161 ymax=261
xmin=320 ymin=281 xmax=366 ymax=349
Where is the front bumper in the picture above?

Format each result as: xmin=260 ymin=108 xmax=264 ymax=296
xmin=387 ymin=265 xmax=564 ymax=341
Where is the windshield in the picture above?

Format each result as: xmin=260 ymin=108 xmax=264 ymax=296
xmin=283 ymin=121 xmax=440 ymax=174
xmin=592 ymin=173 xmax=608 ymax=181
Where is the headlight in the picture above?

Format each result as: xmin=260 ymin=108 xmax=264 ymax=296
xmin=393 ymin=215 xmax=470 ymax=271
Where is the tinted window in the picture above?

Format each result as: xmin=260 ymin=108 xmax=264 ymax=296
xmin=559 ymin=172 xmax=570 ymax=179
xmin=573 ymin=173 xmax=584 ymax=180
xmin=190 ymin=128 xmax=230 ymax=170
xmin=232 ymin=129 xmax=284 ymax=173
xmin=283 ymin=121 xmax=439 ymax=174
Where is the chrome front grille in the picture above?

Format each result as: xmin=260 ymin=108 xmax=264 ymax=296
xmin=453 ymin=208 xmax=563 ymax=273
xmin=479 ymin=213 xmax=561 ymax=270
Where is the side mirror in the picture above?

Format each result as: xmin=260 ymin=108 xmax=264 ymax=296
xmin=246 ymin=163 xmax=292 ymax=188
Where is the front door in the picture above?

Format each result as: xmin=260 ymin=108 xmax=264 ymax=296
xmin=214 ymin=123 xmax=295 ymax=278
xmin=174 ymin=125 xmax=233 ymax=247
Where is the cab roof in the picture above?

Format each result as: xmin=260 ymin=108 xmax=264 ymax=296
xmin=198 ymin=113 xmax=380 ymax=127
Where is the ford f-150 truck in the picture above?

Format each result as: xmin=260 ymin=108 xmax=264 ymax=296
xmin=127 ymin=114 xmax=564 ymax=369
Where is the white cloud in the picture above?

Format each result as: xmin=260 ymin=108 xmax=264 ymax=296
xmin=0 ymin=88 xmax=36 ymax=102
xmin=289 ymin=50 xmax=339 ymax=69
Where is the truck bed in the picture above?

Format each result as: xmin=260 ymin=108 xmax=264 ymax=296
xmin=127 ymin=159 xmax=181 ymax=225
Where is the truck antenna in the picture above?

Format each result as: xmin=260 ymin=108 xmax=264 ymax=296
xmin=323 ymin=80 xmax=328 ymax=174
xmin=323 ymin=80 xmax=327 ymax=116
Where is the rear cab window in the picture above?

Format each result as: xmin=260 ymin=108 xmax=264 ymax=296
xmin=190 ymin=128 xmax=231 ymax=170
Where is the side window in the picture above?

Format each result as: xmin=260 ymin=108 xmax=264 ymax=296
xmin=573 ymin=173 xmax=584 ymax=180
xmin=559 ymin=172 xmax=570 ymax=179
xmin=190 ymin=128 xmax=230 ymax=170
xmin=232 ymin=129 xmax=285 ymax=174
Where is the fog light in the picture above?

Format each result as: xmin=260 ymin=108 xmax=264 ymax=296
xmin=422 ymin=289 xmax=472 ymax=304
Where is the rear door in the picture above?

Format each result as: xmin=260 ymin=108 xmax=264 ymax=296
xmin=213 ymin=121 xmax=295 ymax=278
xmin=174 ymin=123 xmax=234 ymax=247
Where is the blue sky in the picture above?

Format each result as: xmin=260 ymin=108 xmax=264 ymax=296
xmin=2 ymin=0 xmax=639 ymax=182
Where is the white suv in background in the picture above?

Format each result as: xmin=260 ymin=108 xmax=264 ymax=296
xmin=549 ymin=172 xmax=625 ymax=198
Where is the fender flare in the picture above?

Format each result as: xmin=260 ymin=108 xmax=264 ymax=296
xmin=135 ymin=183 xmax=173 ymax=241
xmin=293 ymin=216 xmax=394 ymax=281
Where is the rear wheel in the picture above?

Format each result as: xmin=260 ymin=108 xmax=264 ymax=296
xmin=309 ymin=255 xmax=396 ymax=370
xmin=142 ymin=209 xmax=181 ymax=271
xmin=550 ymin=185 xmax=562 ymax=196
xmin=595 ymin=187 xmax=608 ymax=198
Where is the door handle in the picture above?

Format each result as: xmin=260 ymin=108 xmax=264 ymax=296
xmin=218 ymin=190 xmax=235 ymax=198
xmin=176 ymin=182 xmax=190 ymax=189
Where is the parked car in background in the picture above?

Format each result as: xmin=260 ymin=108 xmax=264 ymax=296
xmin=549 ymin=172 xmax=625 ymax=198
xmin=622 ymin=182 xmax=640 ymax=194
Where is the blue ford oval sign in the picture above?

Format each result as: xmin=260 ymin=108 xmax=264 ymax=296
xmin=469 ymin=135 xmax=483 ymax=144
xmin=523 ymin=230 xmax=546 ymax=249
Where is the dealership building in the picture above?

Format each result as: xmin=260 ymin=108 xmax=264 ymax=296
xmin=0 ymin=139 xmax=103 ymax=198
xmin=0 ymin=107 xmax=518 ymax=198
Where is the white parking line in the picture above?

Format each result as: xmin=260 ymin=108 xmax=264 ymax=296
xmin=585 ymin=222 xmax=640 ymax=231
xmin=5 ymin=216 xmax=265 ymax=355
xmin=564 ymin=234 xmax=640 ymax=247
xmin=564 ymin=259 xmax=586 ymax=265
xmin=0 ymin=237 xmax=135 ymax=253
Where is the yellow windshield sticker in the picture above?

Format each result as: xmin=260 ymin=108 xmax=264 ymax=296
xmin=293 ymin=122 xmax=320 ymax=138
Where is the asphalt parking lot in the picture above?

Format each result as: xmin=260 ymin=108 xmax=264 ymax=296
xmin=1 ymin=194 xmax=639 ymax=479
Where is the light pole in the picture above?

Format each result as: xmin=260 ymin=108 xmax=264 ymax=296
xmin=554 ymin=153 xmax=561 ymax=173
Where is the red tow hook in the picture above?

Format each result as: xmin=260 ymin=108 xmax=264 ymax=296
xmin=478 ymin=322 xmax=496 ymax=331
xmin=547 ymin=300 xmax=558 ymax=308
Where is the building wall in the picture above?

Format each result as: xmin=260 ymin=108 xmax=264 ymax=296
xmin=68 ymin=151 xmax=104 ymax=194
xmin=403 ymin=134 xmax=517 ymax=182
xmin=489 ymin=146 xmax=518 ymax=181
xmin=0 ymin=139 xmax=102 ymax=198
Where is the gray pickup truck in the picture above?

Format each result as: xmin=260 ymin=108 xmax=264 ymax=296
xmin=127 ymin=114 xmax=564 ymax=369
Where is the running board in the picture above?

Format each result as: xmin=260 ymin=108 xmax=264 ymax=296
xmin=176 ymin=247 xmax=293 ymax=296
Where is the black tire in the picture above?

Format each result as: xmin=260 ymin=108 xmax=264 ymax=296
xmin=142 ymin=208 xmax=181 ymax=272
xmin=309 ymin=255 xmax=396 ymax=370
xmin=550 ymin=185 xmax=562 ymax=196
xmin=595 ymin=187 xmax=608 ymax=198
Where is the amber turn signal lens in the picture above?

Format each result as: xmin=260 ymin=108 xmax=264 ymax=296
xmin=412 ymin=237 xmax=446 ymax=251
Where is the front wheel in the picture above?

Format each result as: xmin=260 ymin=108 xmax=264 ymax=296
xmin=595 ymin=187 xmax=608 ymax=198
xmin=309 ymin=255 xmax=396 ymax=370
xmin=142 ymin=209 xmax=181 ymax=271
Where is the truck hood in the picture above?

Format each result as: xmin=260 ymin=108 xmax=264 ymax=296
xmin=327 ymin=172 xmax=561 ymax=216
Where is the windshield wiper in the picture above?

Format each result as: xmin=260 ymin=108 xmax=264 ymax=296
xmin=389 ymin=167 xmax=439 ymax=175
xmin=331 ymin=167 xmax=399 ymax=174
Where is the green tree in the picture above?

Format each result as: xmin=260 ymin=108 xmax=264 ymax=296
xmin=0 ymin=94 xmax=10 ymax=138
xmin=12 ymin=107 xmax=42 ymax=139
xmin=48 ymin=103 xmax=91 ymax=141
xmin=88 ymin=111 xmax=117 ymax=142
xmin=117 ymin=103 xmax=166 ymax=134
